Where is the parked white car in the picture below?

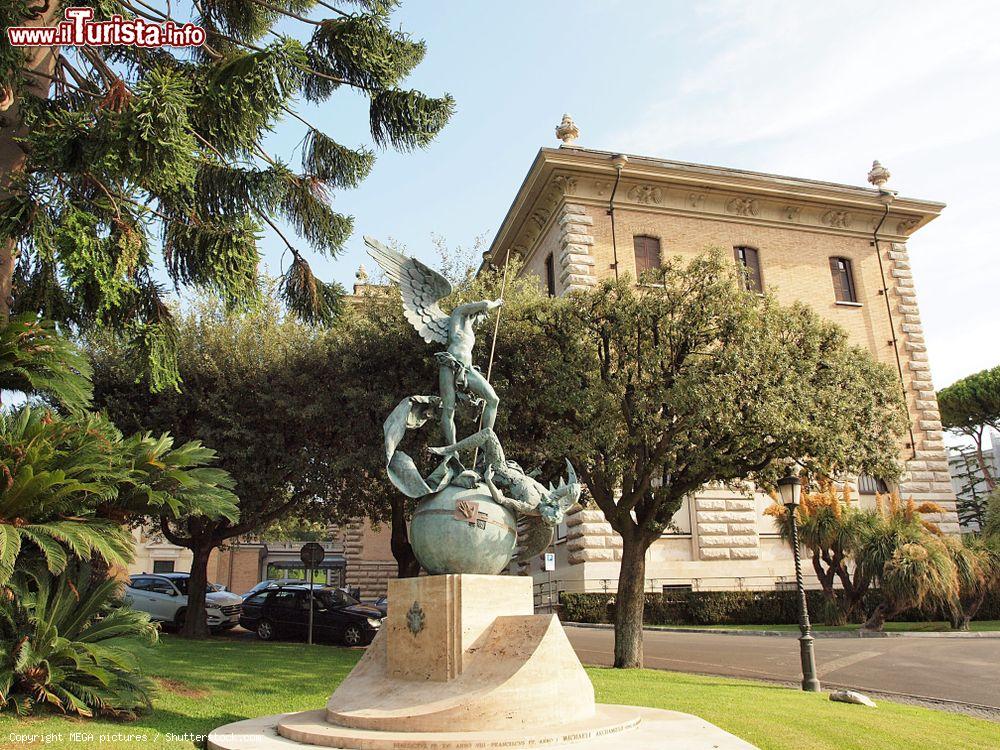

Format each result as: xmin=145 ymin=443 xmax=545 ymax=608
xmin=125 ymin=572 xmax=243 ymax=630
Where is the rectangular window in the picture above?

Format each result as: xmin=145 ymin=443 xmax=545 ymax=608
xmin=152 ymin=559 xmax=175 ymax=573
xmin=545 ymin=253 xmax=556 ymax=297
xmin=734 ymin=246 xmax=763 ymax=293
xmin=830 ymin=257 xmax=858 ymax=303
xmin=858 ymin=475 xmax=888 ymax=495
xmin=633 ymin=235 xmax=661 ymax=276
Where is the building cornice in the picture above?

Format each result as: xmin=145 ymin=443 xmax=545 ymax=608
xmin=484 ymin=147 xmax=945 ymax=271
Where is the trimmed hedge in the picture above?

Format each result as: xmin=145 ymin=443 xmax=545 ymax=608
xmin=558 ymin=589 xmax=1000 ymax=627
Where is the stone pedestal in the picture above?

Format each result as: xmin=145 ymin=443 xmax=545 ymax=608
xmin=384 ymin=574 xmax=534 ymax=681
xmin=209 ymin=574 xmax=757 ymax=750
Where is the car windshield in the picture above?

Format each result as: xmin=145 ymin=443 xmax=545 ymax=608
xmin=170 ymin=578 xmax=189 ymax=595
xmin=318 ymin=589 xmax=360 ymax=608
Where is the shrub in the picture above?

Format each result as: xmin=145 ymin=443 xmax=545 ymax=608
xmin=558 ymin=589 xmax=1000 ymax=627
xmin=0 ymin=563 xmax=158 ymax=717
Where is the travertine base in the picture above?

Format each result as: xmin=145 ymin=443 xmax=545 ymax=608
xmin=327 ymin=575 xmax=595 ymax=732
xmin=209 ymin=575 xmax=759 ymax=750
xmin=208 ymin=706 xmax=758 ymax=750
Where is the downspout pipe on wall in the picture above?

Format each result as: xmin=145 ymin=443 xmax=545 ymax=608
xmin=872 ymin=191 xmax=918 ymax=459
xmin=608 ymin=154 xmax=628 ymax=281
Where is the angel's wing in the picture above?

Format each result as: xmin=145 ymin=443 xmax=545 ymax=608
xmin=365 ymin=236 xmax=452 ymax=346
xmin=516 ymin=516 xmax=555 ymax=563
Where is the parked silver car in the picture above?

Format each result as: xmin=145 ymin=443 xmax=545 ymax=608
xmin=125 ymin=572 xmax=243 ymax=630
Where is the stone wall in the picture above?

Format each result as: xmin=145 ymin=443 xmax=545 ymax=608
xmin=344 ymin=521 xmax=397 ymax=598
xmin=886 ymin=241 xmax=959 ymax=533
xmin=693 ymin=488 xmax=760 ymax=562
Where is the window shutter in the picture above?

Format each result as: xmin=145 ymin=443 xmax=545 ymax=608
xmin=735 ymin=246 xmax=762 ymax=292
xmin=829 ymin=257 xmax=846 ymax=301
xmin=545 ymin=253 xmax=556 ymax=296
xmin=634 ymin=236 xmax=661 ymax=275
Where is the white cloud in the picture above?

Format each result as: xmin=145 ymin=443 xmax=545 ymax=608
xmin=603 ymin=0 xmax=1000 ymax=388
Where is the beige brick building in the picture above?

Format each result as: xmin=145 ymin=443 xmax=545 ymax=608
xmin=484 ymin=137 xmax=958 ymax=594
xmin=128 ymin=520 xmax=396 ymax=599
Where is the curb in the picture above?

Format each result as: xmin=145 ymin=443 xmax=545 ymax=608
xmin=562 ymin=621 xmax=1000 ymax=639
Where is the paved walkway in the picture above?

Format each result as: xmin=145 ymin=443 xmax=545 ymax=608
xmin=564 ymin=625 xmax=1000 ymax=709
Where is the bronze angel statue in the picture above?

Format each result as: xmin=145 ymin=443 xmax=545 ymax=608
xmin=366 ymin=236 xmax=583 ymax=571
xmin=365 ymin=236 xmax=501 ymax=444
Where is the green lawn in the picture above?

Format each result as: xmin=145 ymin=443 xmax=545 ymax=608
xmin=657 ymin=620 xmax=1000 ymax=633
xmin=1 ymin=635 xmax=996 ymax=750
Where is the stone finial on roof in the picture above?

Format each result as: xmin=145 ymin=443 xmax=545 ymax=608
xmin=356 ymin=263 xmax=368 ymax=282
xmin=867 ymin=160 xmax=891 ymax=190
xmin=555 ymin=114 xmax=579 ymax=147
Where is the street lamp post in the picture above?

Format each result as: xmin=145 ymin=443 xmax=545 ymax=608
xmin=777 ymin=473 xmax=821 ymax=692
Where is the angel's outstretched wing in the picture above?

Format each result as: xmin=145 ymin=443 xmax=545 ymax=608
xmin=517 ymin=516 xmax=555 ymax=563
xmin=365 ymin=236 xmax=452 ymax=345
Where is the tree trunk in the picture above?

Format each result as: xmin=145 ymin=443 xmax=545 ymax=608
xmin=862 ymin=600 xmax=893 ymax=631
xmin=952 ymin=590 xmax=985 ymax=631
xmin=613 ymin=535 xmax=647 ymax=669
xmin=389 ymin=496 xmax=420 ymax=578
xmin=811 ymin=553 xmax=845 ymax=624
xmin=180 ymin=541 xmax=215 ymax=638
xmin=973 ymin=441 xmax=997 ymax=491
xmin=1 ymin=3 xmax=61 ymax=320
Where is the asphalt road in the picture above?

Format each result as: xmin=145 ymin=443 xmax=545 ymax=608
xmin=564 ymin=626 xmax=1000 ymax=710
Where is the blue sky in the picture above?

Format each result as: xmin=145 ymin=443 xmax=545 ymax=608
xmin=255 ymin=0 xmax=998 ymax=394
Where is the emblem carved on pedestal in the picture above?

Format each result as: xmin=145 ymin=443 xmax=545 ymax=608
xmin=406 ymin=600 xmax=425 ymax=635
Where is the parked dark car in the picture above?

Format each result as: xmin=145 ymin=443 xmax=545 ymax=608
xmin=241 ymin=578 xmax=324 ymax=600
xmin=370 ymin=595 xmax=388 ymax=617
xmin=240 ymin=585 xmax=383 ymax=645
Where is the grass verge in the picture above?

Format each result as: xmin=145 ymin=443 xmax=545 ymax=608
xmin=0 ymin=635 xmax=995 ymax=750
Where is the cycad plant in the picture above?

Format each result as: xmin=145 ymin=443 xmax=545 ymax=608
xmin=0 ymin=406 xmax=238 ymax=586
xmin=0 ymin=562 xmax=158 ymax=717
xmin=0 ymin=313 xmax=237 ymax=715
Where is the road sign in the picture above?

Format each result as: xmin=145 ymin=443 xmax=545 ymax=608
xmin=300 ymin=543 xmax=326 ymax=645
xmin=300 ymin=542 xmax=325 ymax=568
xmin=544 ymin=552 xmax=556 ymax=572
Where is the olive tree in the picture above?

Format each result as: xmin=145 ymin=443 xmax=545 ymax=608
xmin=522 ymin=251 xmax=908 ymax=668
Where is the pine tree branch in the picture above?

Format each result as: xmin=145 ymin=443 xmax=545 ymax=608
xmin=280 ymin=104 xmax=318 ymax=131
xmin=189 ymin=129 xmax=300 ymax=258
xmin=126 ymin=0 xmax=369 ymax=92
xmin=249 ymin=0 xmax=323 ymax=26
xmin=77 ymin=47 xmax=120 ymax=88
xmin=25 ymin=67 xmax=99 ymax=97
xmin=122 ymin=0 xmax=224 ymax=59
xmin=313 ymin=0 xmax=349 ymax=18
xmin=58 ymin=56 xmax=101 ymax=94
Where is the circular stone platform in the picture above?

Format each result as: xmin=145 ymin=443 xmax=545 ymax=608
xmin=207 ymin=705 xmax=759 ymax=750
